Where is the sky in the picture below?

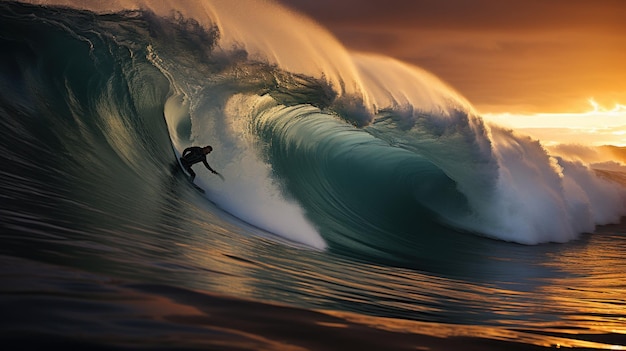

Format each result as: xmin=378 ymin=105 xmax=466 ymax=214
xmin=276 ymin=0 xmax=626 ymax=146
xmin=277 ymin=0 xmax=626 ymax=113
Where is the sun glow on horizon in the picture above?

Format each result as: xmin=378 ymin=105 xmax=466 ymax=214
xmin=482 ymin=99 xmax=626 ymax=147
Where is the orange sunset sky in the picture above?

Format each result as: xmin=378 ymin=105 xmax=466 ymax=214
xmin=278 ymin=0 xmax=626 ymax=146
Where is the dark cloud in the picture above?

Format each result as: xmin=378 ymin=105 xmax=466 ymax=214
xmin=279 ymin=0 xmax=626 ymax=32
xmin=276 ymin=0 xmax=626 ymax=112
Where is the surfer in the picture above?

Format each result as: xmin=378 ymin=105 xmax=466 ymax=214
xmin=180 ymin=145 xmax=220 ymax=182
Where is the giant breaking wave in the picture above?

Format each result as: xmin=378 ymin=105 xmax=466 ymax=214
xmin=2 ymin=0 xmax=625 ymax=259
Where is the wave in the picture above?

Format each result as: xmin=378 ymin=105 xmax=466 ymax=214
xmin=2 ymin=0 xmax=626 ymax=261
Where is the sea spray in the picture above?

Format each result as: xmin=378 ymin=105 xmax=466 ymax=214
xmin=469 ymin=126 xmax=626 ymax=243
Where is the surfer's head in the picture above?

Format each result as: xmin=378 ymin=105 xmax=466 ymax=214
xmin=203 ymin=146 xmax=213 ymax=154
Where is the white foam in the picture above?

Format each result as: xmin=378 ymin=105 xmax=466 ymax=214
xmin=469 ymin=126 xmax=626 ymax=244
xmin=181 ymin=93 xmax=326 ymax=250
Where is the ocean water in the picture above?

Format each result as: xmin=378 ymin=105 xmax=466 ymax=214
xmin=1 ymin=1 xmax=626 ymax=350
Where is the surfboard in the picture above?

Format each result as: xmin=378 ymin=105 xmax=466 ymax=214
xmin=190 ymin=182 xmax=205 ymax=194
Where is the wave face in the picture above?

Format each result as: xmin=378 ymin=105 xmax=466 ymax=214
xmin=2 ymin=0 xmax=626 ymax=260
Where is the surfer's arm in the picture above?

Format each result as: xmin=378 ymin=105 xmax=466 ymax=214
xmin=202 ymin=160 xmax=218 ymax=174
xmin=182 ymin=147 xmax=193 ymax=157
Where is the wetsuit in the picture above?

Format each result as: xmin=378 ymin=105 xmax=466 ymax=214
xmin=180 ymin=147 xmax=215 ymax=181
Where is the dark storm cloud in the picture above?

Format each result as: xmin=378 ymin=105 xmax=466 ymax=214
xmin=277 ymin=0 xmax=626 ymax=113
xmin=278 ymin=0 xmax=626 ymax=32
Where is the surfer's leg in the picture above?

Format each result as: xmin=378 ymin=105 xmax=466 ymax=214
xmin=186 ymin=166 xmax=196 ymax=182
xmin=180 ymin=158 xmax=196 ymax=181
